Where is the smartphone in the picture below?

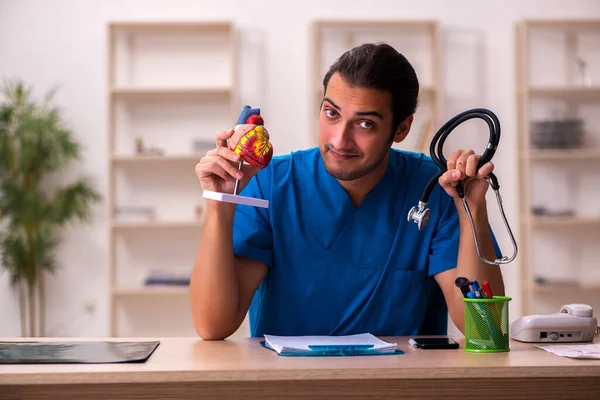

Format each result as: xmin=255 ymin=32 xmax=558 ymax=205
xmin=408 ymin=337 xmax=459 ymax=349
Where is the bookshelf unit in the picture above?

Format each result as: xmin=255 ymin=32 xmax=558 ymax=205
xmin=106 ymin=21 xmax=249 ymax=337
xmin=308 ymin=20 xmax=444 ymax=151
xmin=515 ymin=19 xmax=600 ymax=316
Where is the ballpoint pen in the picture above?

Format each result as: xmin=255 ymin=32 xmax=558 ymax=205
xmin=471 ymin=280 xmax=485 ymax=298
xmin=482 ymin=281 xmax=493 ymax=299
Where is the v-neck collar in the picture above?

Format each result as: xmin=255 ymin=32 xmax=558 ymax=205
xmin=301 ymin=150 xmax=396 ymax=252
xmin=318 ymin=151 xmax=395 ymax=209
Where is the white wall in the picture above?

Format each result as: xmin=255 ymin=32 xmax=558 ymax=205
xmin=1 ymin=0 xmax=599 ymax=337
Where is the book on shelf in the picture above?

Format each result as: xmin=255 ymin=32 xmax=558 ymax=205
xmin=144 ymin=271 xmax=190 ymax=286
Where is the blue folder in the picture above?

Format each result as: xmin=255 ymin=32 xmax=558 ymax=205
xmin=259 ymin=340 xmax=404 ymax=357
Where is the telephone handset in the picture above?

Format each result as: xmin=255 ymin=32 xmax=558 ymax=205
xmin=559 ymin=303 xmax=594 ymax=318
xmin=511 ymin=303 xmax=599 ymax=343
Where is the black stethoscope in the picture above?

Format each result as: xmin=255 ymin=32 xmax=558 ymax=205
xmin=407 ymin=108 xmax=518 ymax=265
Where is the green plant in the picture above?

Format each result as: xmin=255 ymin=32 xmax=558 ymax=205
xmin=0 ymin=79 xmax=102 ymax=337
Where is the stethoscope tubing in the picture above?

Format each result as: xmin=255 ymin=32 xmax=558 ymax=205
xmin=423 ymin=108 xmax=501 ymax=203
xmin=408 ymin=108 xmax=518 ymax=265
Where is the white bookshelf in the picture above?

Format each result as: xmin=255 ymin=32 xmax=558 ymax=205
xmin=112 ymin=154 xmax=206 ymax=164
xmin=106 ymin=21 xmax=249 ymax=338
xmin=308 ymin=20 xmax=444 ymax=151
xmin=515 ymin=19 xmax=600 ymax=316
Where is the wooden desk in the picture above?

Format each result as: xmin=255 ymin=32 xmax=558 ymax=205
xmin=1 ymin=336 xmax=600 ymax=399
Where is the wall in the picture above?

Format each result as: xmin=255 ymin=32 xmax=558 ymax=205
xmin=0 ymin=0 xmax=599 ymax=337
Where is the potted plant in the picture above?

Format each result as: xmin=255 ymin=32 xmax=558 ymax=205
xmin=0 ymin=79 xmax=102 ymax=337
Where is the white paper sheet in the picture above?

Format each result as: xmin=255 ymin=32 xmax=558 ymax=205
xmin=263 ymin=333 xmax=397 ymax=355
xmin=536 ymin=344 xmax=600 ymax=359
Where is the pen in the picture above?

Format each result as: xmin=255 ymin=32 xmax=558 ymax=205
xmin=471 ymin=280 xmax=484 ymax=298
xmin=482 ymin=281 xmax=493 ymax=299
xmin=481 ymin=280 xmax=500 ymax=328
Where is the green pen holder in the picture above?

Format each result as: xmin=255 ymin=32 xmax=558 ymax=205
xmin=463 ymin=296 xmax=511 ymax=353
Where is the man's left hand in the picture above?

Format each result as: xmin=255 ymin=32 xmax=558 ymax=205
xmin=438 ymin=149 xmax=493 ymax=207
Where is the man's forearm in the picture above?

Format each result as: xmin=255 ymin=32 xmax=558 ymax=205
xmin=189 ymin=201 xmax=241 ymax=339
xmin=455 ymin=198 xmax=505 ymax=296
xmin=448 ymin=198 xmax=505 ymax=333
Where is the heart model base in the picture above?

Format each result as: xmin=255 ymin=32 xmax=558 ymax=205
xmin=202 ymin=189 xmax=269 ymax=208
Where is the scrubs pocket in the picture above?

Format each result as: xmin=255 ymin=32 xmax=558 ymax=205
xmin=392 ymin=268 xmax=429 ymax=334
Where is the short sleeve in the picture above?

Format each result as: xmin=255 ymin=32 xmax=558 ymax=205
xmin=428 ymin=192 xmax=503 ymax=277
xmin=231 ymin=166 xmax=274 ymax=267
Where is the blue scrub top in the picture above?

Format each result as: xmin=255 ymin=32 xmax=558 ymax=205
xmin=232 ymin=147 xmax=500 ymax=337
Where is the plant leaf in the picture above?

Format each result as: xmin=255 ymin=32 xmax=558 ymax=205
xmin=0 ymin=78 xmax=103 ymax=286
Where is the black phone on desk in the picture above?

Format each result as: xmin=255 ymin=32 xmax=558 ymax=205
xmin=408 ymin=337 xmax=459 ymax=349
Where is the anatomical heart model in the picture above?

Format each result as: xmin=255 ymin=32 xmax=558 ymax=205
xmin=202 ymin=105 xmax=273 ymax=208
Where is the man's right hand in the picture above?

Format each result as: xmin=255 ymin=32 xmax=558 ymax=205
xmin=195 ymin=127 xmax=264 ymax=194
xmin=191 ymin=126 xmax=271 ymax=340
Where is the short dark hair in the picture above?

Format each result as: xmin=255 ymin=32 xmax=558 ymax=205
xmin=322 ymin=42 xmax=420 ymax=135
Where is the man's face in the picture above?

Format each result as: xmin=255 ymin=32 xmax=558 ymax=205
xmin=318 ymin=72 xmax=407 ymax=181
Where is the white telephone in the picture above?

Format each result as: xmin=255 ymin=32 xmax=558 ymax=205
xmin=511 ymin=304 xmax=599 ymax=343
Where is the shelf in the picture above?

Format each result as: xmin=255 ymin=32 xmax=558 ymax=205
xmin=311 ymin=19 xmax=439 ymax=29
xmin=111 ymin=86 xmax=231 ymax=101
xmin=523 ymin=149 xmax=600 ymax=160
xmin=531 ymin=283 xmax=600 ymax=293
xmin=107 ymin=19 xmax=237 ymax=337
xmin=526 ymin=86 xmax=600 ymax=101
xmin=521 ymin=19 xmax=600 ymax=31
xmin=419 ymin=86 xmax=437 ymax=95
xmin=516 ymin=18 xmax=600 ymax=318
xmin=109 ymin=21 xmax=233 ymax=33
xmin=112 ymin=221 xmax=203 ymax=229
xmin=112 ymin=154 xmax=204 ymax=164
xmin=527 ymin=215 xmax=600 ymax=227
xmin=112 ymin=286 xmax=189 ymax=296
xmin=110 ymin=92 xmax=228 ymax=156
xmin=108 ymin=22 xmax=234 ymax=90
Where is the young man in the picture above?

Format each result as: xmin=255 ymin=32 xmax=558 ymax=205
xmin=191 ymin=43 xmax=505 ymax=340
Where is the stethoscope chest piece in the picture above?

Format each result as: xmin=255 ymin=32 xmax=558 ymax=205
xmin=407 ymin=201 xmax=430 ymax=231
